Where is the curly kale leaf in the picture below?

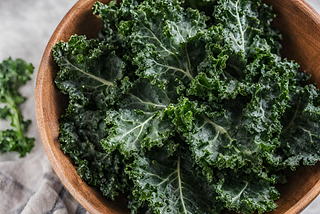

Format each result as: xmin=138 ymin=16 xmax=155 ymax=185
xmin=187 ymin=33 xmax=249 ymax=101
xmin=0 ymin=58 xmax=34 ymax=157
xmin=242 ymin=59 xmax=297 ymax=144
xmin=170 ymin=98 xmax=243 ymax=171
xmin=169 ymin=98 xmax=264 ymax=182
xmin=126 ymin=147 xmax=224 ymax=214
xmin=59 ymin=107 xmax=130 ymax=199
xmin=276 ymin=85 xmax=320 ymax=170
xmin=214 ymin=0 xmax=271 ymax=58
xmin=215 ymin=170 xmax=280 ymax=214
xmin=257 ymin=3 xmax=282 ymax=55
xmin=53 ymin=35 xmax=132 ymax=110
xmin=188 ymin=0 xmax=298 ymax=102
xmin=118 ymin=0 xmax=208 ymax=88
xmin=170 ymin=95 xmax=289 ymax=183
xmin=93 ymin=0 xmax=121 ymax=43
xmin=54 ymin=35 xmax=123 ymax=86
xmin=53 ymin=35 xmax=134 ymax=199
xmin=101 ymin=79 xmax=176 ymax=157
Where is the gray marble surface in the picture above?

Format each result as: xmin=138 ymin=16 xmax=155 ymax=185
xmin=0 ymin=0 xmax=320 ymax=213
xmin=0 ymin=0 xmax=78 ymax=161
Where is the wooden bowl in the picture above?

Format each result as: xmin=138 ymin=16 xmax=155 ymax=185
xmin=35 ymin=0 xmax=320 ymax=213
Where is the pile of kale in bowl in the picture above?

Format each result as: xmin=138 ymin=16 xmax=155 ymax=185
xmin=52 ymin=0 xmax=320 ymax=213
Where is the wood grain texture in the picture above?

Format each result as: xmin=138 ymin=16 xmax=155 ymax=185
xmin=35 ymin=0 xmax=320 ymax=213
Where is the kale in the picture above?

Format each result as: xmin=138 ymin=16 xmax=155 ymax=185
xmin=0 ymin=58 xmax=35 ymax=157
xmin=53 ymin=0 xmax=320 ymax=213
xmin=126 ymin=146 xmax=224 ymax=214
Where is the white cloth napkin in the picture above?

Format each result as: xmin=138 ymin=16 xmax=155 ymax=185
xmin=0 ymin=154 xmax=89 ymax=214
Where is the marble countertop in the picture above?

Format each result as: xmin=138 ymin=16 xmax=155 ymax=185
xmin=0 ymin=0 xmax=319 ymax=213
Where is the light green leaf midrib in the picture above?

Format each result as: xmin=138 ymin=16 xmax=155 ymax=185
xmin=141 ymin=25 xmax=194 ymax=81
xmin=127 ymin=93 xmax=168 ymax=108
xmin=119 ymin=114 xmax=155 ymax=143
xmin=231 ymin=181 xmax=249 ymax=204
xmin=64 ymin=59 xmax=113 ymax=86
xmin=177 ymin=156 xmax=188 ymax=214
xmin=235 ymin=0 xmax=245 ymax=53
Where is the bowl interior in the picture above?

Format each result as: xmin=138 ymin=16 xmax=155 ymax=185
xmin=35 ymin=0 xmax=320 ymax=213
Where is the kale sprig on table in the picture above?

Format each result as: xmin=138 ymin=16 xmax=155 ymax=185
xmin=0 ymin=58 xmax=35 ymax=157
xmin=53 ymin=0 xmax=320 ymax=213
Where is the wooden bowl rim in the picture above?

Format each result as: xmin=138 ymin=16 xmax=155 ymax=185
xmin=35 ymin=0 xmax=320 ymax=213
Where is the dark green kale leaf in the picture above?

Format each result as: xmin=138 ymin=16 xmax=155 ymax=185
xmin=242 ymin=59 xmax=297 ymax=146
xmin=53 ymin=35 xmax=133 ymax=199
xmin=0 ymin=58 xmax=34 ymax=157
xmin=93 ymin=0 xmax=121 ymax=43
xmin=275 ymin=84 xmax=320 ymax=170
xmin=214 ymin=0 xmax=271 ymax=59
xmin=170 ymin=98 xmax=244 ymax=171
xmin=126 ymin=146 xmax=224 ymax=214
xmin=170 ymin=93 xmax=288 ymax=184
xmin=187 ymin=0 xmax=294 ymax=103
xmin=257 ymin=3 xmax=282 ymax=55
xmin=187 ymin=31 xmax=249 ymax=101
xmin=215 ymin=170 xmax=280 ymax=214
xmin=101 ymin=79 xmax=176 ymax=158
xmin=118 ymin=0 xmax=208 ymax=88
xmin=53 ymin=35 xmax=134 ymax=110
xmin=59 ymin=108 xmax=129 ymax=199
